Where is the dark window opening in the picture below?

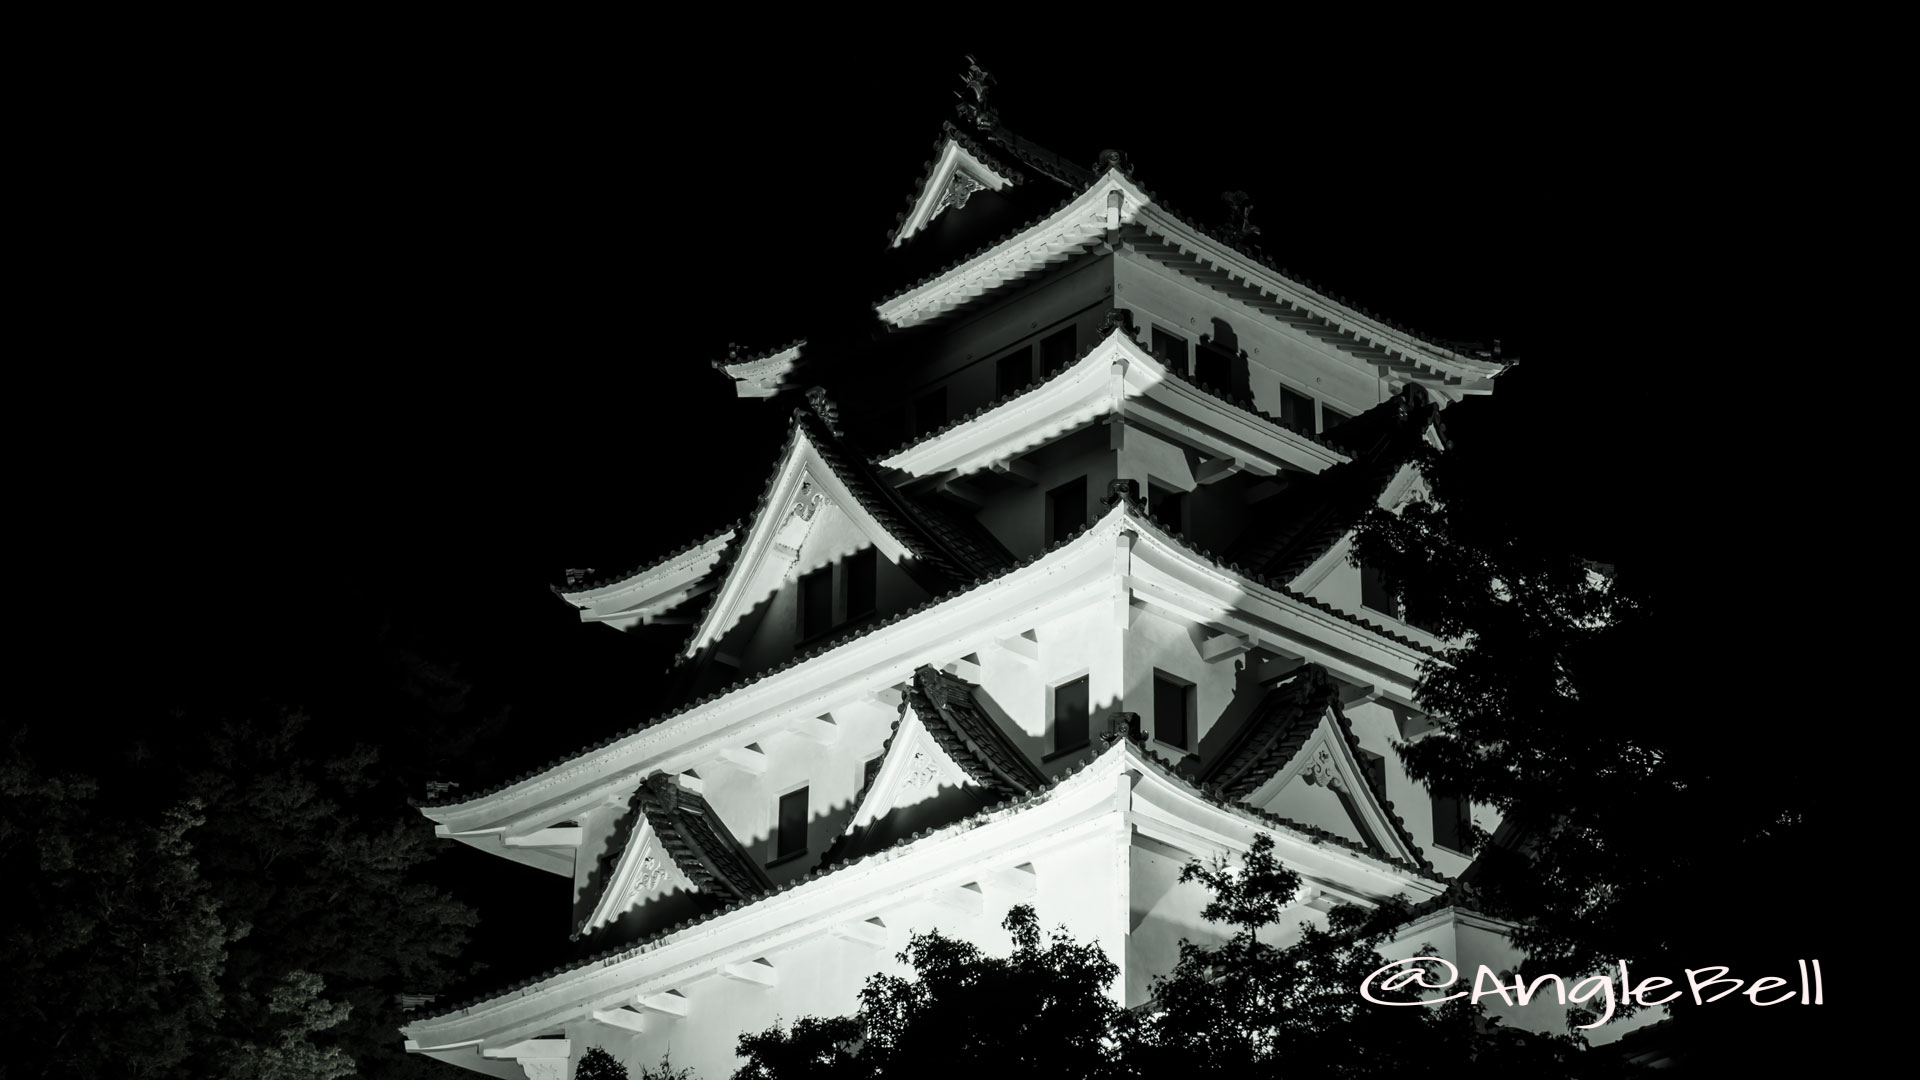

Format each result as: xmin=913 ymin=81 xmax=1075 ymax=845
xmin=1153 ymin=672 xmax=1192 ymax=749
xmin=1432 ymin=790 xmax=1470 ymax=853
xmin=996 ymin=348 xmax=1034 ymax=397
xmin=1194 ymin=341 xmax=1233 ymax=391
xmin=776 ymin=787 xmax=809 ymax=860
xmin=799 ymin=566 xmax=834 ymax=639
xmin=1357 ymin=749 xmax=1386 ymax=795
xmin=1046 ymin=476 xmax=1088 ymax=545
xmin=845 ymin=548 xmax=877 ymax=620
xmin=1151 ymin=327 xmax=1188 ymax=370
xmin=1053 ymin=676 xmax=1090 ymax=753
xmin=913 ymin=386 xmax=948 ymax=436
xmin=1359 ymin=562 xmax=1396 ymax=615
xmin=1280 ymin=388 xmax=1315 ymax=435
xmin=1320 ymin=404 xmax=1351 ymax=433
xmin=1039 ymin=325 xmax=1077 ymax=372
xmin=1147 ymin=482 xmax=1186 ymax=531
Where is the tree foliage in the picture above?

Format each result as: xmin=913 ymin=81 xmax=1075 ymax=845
xmin=734 ymin=906 xmax=1130 ymax=1078
xmin=1130 ymin=835 xmax=1604 ymax=1078
xmin=734 ymin=835 xmax=1608 ymax=1079
xmin=0 ymin=707 xmax=477 ymax=1080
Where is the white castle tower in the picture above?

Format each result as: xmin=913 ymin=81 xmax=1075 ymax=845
xmin=402 ymin=67 xmax=1539 ymax=1079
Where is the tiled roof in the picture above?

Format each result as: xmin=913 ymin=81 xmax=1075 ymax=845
xmin=1203 ymin=664 xmax=1341 ymax=799
xmin=981 ymin=124 xmax=1096 ymax=189
xmin=1225 ymin=384 xmax=1438 ymax=582
xmin=641 ymin=778 xmax=770 ymax=901
xmin=1200 ymin=663 xmax=1433 ymax=873
xmin=908 ymin=666 xmax=1048 ymax=797
xmin=409 ymin=739 xmax=1442 ymax=1021
xmin=553 ymin=522 xmax=739 ymax=596
xmin=797 ymin=408 xmax=1016 ymax=587
xmin=420 ymin=499 xmax=1434 ymax=812
xmin=875 ymin=181 xmax=1096 ymax=308
xmin=889 ymin=122 xmax=1028 ymax=241
xmin=713 ymin=338 xmax=806 ymax=374
xmin=871 ymin=320 xmax=1348 ymax=465
xmin=569 ymin=775 xmax=771 ymax=940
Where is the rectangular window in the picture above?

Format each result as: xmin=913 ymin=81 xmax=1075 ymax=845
xmin=1038 ymin=325 xmax=1077 ymax=372
xmin=1280 ymin=388 xmax=1315 ymax=435
xmin=776 ymin=787 xmax=809 ymax=860
xmin=1194 ymin=341 xmax=1233 ymax=391
xmin=799 ymin=566 xmax=834 ymax=639
xmin=1359 ymin=562 xmax=1396 ymax=615
xmin=1046 ymin=476 xmax=1087 ymax=545
xmin=1053 ymin=676 xmax=1090 ymax=753
xmin=1147 ymin=482 xmax=1186 ymax=531
xmin=1320 ymin=404 xmax=1351 ymax=433
xmin=913 ymin=386 xmax=948 ymax=436
xmin=1358 ymin=749 xmax=1386 ymax=795
xmin=1431 ymin=790 xmax=1469 ymax=853
xmin=1153 ymin=672 xmax=1192 ymax=749
xmin=1151 ymin=327 xmax=1188 ymax=369
xmin=845 ymin=548 xmax=877 ymax=620
xmin=996 ymin=348 xmax=1034 ymax=397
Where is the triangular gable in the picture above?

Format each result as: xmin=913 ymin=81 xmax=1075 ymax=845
xmin=890 ymin=125 xmax=1023 ymax=249
xmin=843 ymin=704 xmax=981 ymax=837
xmin=575 ymin=775 xmax=771 ymax=939
xmin=1203 ymin=666 xmax=1428 ymax=869
xmin=680 ymin=415 xmax=933 ymax=660
xmin=576 ymin=814 xmax=696 ymax=938
xmin=908 ymin=666 xmax=1047 ymax=796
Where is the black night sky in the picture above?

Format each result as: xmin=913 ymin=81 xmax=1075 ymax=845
xmin=33 ymin=34 xmax=1873 ymax=1069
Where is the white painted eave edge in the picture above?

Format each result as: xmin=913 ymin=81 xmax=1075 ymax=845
xmin=423 ymin=503 xmax=1434 ymax=835
xmin=891 ymin=140 xmax=1017 ymax=248
xmin=556 ymin=531 xmax=737 ymax=608
xmin=878 ymin=329 xmax=1349 ymax=478
xmin=1133 ymin=204 xmax=1507 ymax=383
xmin=679 ymin=428 xmax=916 ymax=662
xmin=876 ymin=170 xmax=1150 ymax=327
xmin=718 ymin=343 xmax=805 ymax=380
xmin=403 ymin=740 xmax=1439 ymax=1048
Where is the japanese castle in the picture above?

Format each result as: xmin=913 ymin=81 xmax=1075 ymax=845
xmin=402 ymin=63 xmax=1540 ymax=1079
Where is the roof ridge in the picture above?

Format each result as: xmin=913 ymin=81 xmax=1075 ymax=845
xmin=410 ymin=740 xmax=1439 ymax=1021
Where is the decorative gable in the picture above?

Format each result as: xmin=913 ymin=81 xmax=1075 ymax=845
xmin=891 ymin=126 xmax=1023 ymax=248
xmin=573 ymin=774 xmax=772 ymax=939
xmin=1203 ymin=665 xmax=1429 ymax=870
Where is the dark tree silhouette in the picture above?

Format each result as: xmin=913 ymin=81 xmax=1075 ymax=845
xmin=1 ymin=709 xmax=477 ymax=1079
xmin=1348 ymin=433 xmax=1848 ymax=1067
xmin=733 ymin=906 xmax=1130 ymax=1078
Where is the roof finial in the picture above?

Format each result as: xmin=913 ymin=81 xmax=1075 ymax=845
xmin=1095 ymin=148 xmax=1130 ymax=175
xmin=1221 ymin=191 xmax=1260 ymax=246
xmin=954 ymin=55 xmax=999 ymax=130
xmin=805 ymin=386 xmax=844 ymax=438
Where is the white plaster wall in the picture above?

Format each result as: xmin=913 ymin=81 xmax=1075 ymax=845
xmin=970 ymin=594 xmax=1124 ymax=775
xmin=888 ymin=257 xmax=1114 ymax=431
xmin=692 ymin=696 xmax=902 ymax=890
xmin=1114 ymin=254 xmax=1387 ymax=424
xmin=1121 ymin=607 xmax=1238 ymax=765
xmin=581 ymin=822 xmax=1127 ymax=1080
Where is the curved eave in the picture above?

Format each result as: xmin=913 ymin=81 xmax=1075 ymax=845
xmin=421 ymin=502 xmax=1436 ymax=834
xmin=878 ymin=328 xmax=1349 ymax=480
xmin=716 ymin=342 xmax=805 ymax=399
xmin=876 ymin=170 xmax=1150 ymax=328
xmin=1130 ymin=206 xmax=1508 ymax=388
xmin=403 ymin=739 xmax=1440 ymax=1048
xmin=555 ymin=530 xmax=738 ymax=632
